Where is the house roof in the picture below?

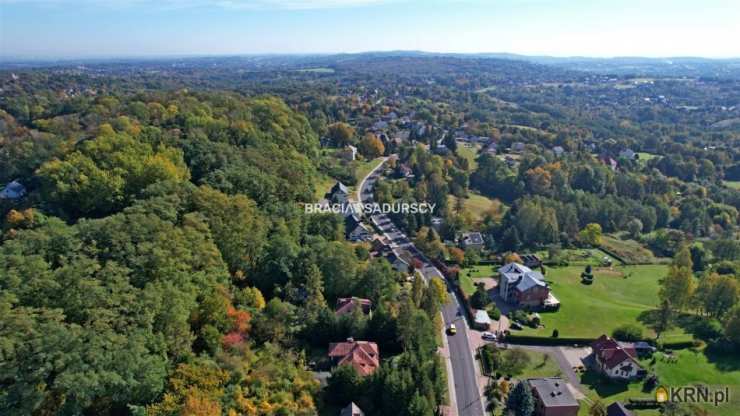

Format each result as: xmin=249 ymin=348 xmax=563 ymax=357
xmin=0 ymin=180 xmax=26 ymax=199
xmin=474 ymin=309 xmax=491 ymax=325
xmin=328 ymin=340 xmax=379 ymax=376
xmin=330 ymin=181 xmax=350 ymax=195
xmin=498 ymin=263 xmax=532 ymax=281
xmin=461 ymin=232 xmax=484 ymax=245
xmin=516 ymin=272 xmax=547 ymax=292
xmin=606 ymin=402 xmax=632 ymax=416
xmin=335 ymin=297 xmax=372 ymax=316
xmin=386 ymin=252 xmax=409 ymax=268
xmin=527 ymin=378 xmax=579 ymax=408
xmin=339 ymin=402 xmax=365 ymax=416
xmin=591 ymin=335 xmax=638 ymax=370
xmin=499 ymin=263 xmax=546 ymax=292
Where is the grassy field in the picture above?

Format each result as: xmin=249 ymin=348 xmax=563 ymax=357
xmin=579 ymin=348 xmax=740 ymax=416
xmin=459 ymin=265 xmax=497 ymax=296
xmin=519 ymin=265 xmax=690 ymax=342
xmin=518 ymin=350 xmax=562 ymax=379
xmin=314 ymin=174 xmax=337 ymax=200
xmin=456 ymin=143 xmax=480 ymax=170
xmin=448 ymin=192 xmax=500 ymax=222
xmin=348 ymin=157 xmax=385 ymax=199
xmin=724 ymin=180 xmax=740 ymax=190
xmin=600 ymin=235 xmax=665 ymax=264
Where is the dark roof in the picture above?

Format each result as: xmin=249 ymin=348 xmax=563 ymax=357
xmin=527 ymin=378 xmax=579 ymax=408
xmin=606 ymin=401 xmax=632 ymax=416
xmin=330 ymin=181 xmax=350 ymax=195
xmin=461 ymin=232 xmax=484 ymax=245
xmin=339 ymin=402 xmax=364 ymax=416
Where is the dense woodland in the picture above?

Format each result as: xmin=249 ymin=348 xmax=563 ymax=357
xmin=1 ymin=53 xmax=740 ymax=415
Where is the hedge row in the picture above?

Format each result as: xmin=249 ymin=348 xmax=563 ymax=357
xmin=504 ymin=334 xmax=595 ymax=346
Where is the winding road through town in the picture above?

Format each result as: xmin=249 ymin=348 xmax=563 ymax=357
xmin=358 ymin=157 xmax=486 ymax=416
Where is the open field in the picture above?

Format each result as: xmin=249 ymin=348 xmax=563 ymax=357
xmin=448 ymin=192 xmax=500 ymax=221
xmin=517 ymin=350 xmax=562 ymax=379
xmin=580 ymin=348 xmax=740 ymax=416
xmin=519 ymin=265 xmax=691 ymax=342
xmin=459 ymin=265 xmax=497 ymax=296
xmin=725 ymin=180 xmax=740 ymax=190
xmin=599 ymin=235 xmax=666 ymax=264
xmin=456 ymin=143 xmax=480 ymax=169
xmin=348 ymin=157 xmax=385 ymax=198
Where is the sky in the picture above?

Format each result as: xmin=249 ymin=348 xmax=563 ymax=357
xmin=1 ymin=0 xmax=739 ymax=59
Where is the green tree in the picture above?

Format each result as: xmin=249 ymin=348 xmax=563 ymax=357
xmin=506 ymin=381 xmax=535 ymax=416
xmin=579 ymin=223 xmax=603 ymax=247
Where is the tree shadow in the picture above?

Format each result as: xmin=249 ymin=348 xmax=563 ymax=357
xmin=704 ymin=346 xmax=740 ymax=372
xmin=636 ymin=309 xmax=703 ymax=337
xmin=579 ymin=371 xmax=629 ymax=398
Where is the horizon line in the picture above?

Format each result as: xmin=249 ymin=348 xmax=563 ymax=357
xmin=2 ymin=50 xmax=740 ymax=63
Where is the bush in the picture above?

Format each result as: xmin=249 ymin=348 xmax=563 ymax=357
xmin=487 ymin=304 xmax=501 ymax=320
xmin=510 ymin=310 xmax=528 ymax=324
xmin=612 ymin=324 xmax=643 ymax=342
xmin=692 ymin=319 xmax=723 ymax=342
xmin=552 ymin=329 xmax=559 ymax=338
xmin=470 ymin=287 xmax=492 ymax=309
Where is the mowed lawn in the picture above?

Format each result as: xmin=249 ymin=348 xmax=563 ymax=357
xmin=519 ymin=265 xmax=690 ymax=342
xmin=456 ymin=143 xmax=480 ymax=170
xmin=459 ymin=265 xmax=497 ymax=296
xmin=580 ymin=348 xmax=740 ymax=416
xmin=724 ymin=180 xmax=740 ymax=190
xmin=448 ymin=192 xmax=500 ymax=221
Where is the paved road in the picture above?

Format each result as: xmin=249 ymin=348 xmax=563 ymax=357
xmin=359 ymin=158 xmax=485 ymax=416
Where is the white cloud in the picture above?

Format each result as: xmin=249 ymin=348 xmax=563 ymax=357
xmin=0 ymin=0 xmax=403 ymax=10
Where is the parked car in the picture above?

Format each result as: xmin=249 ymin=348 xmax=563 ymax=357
xmin=447 ymin=323 xmax=457 ymax=335
xmin=481 ymin=331 xmax=497 ymax=341
xmin=510 ymin=322 xmax=523 ymax=330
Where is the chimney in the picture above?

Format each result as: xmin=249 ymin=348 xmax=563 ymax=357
xmin=347 ymin=337 xmax=355 ymax=343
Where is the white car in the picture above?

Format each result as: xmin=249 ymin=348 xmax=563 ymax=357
xmin=481 ymin=331 xmax=497 ymax=341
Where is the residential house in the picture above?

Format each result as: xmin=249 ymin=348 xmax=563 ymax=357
xmin=606 ymin=402 xmax=632 ymax=416
xmin=511 ymin=142 xmax=526 ymax=153
xmin=520 ymin=254 xmax=542 ymax=268
xmin=327 ymin=182 xmax=350 ymax=204
xmin=386 ymin=252 xmax=410 ymax=274
xmin=345 ymin=214 xmax=372 ymax=242
xmin=498 ymin=263 xmax=551 ymax=307
xmin=552 ymin=146 xmax=565 ymax=157
xmin=339 ymin=145 xmax=358 ymax=161
xmin=527 ymin=378 xmax=580 ymax=416
xmin=473 ymin=309 xmax=491 ymax=330
xmin=396 ymin=163 xmax=414 ymax=179
xmin=590 ymin=335 xmax=644 ymax=380
xmin=430 ymin=216 xmax=444 ymax=231
xmin=0 ymin=180 xmax=26 ymax=200
xmin=460 ymin=232 xmax=485 ymax=250
xmin=484 ymin=142 xmax=498 ymax=155
xmin=335 ymin=297 xmax=372 ymax=316
xmin=618 ymin=149 xmax=637 ymax=160
xmin=339 ymin=402 xmax=365 ymax=416
xmin=371 ymin=236 xmax=392 ymax=256
xmin=328 ymin=339 xmax=380 ymax=376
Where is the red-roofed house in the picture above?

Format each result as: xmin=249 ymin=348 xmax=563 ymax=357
xmin=590 ymin=335 xmax=643 ymax=380
xmin=328 ymin=339 xmax=380 ymax=376
xmin=335 ymin=297 xmax=372 ymax=316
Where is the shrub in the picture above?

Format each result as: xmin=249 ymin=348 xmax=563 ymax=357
xmin=581 ymin=265 xmax=594 ymax=284
xmin=470 ymin=286 xmax=492 ymax=309
xmin=487 ymin=304 xmax=501 ymax=320
xmin=612 ymin=324 xmax=643 ymax=342
xmin=552 ymin=329 xmax=559 ymax=338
